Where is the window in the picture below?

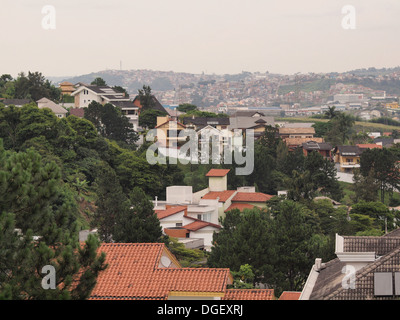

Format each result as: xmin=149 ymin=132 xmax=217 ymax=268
xmin=374 ymin=273 xmax=393 ymax=296
xmin=176 ymin=223 xmax=182 ymax=227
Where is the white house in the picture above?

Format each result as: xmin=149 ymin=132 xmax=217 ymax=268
xmin=71 ymin=84 xmax=139 ymax=130
xmin=37 ymin=97 xmax=68 ymax=118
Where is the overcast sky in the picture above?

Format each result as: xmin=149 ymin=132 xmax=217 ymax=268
xmin=1 ymin=0 xmax=399 ymax=78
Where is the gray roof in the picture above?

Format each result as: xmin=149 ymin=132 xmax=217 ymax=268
xmin=302 ymin=141 xmax=332 ymax=151
xmin=232 ymin=111 xmax=265 ymax=117
xmin=183 ymin=117 xmax=230 ymax=127
xmin=37 ymin=98 xmax=68 ymax=114
xmin=307 ymin=229 xmax=400 ymax=300
xmin=229 ymin=116 xmax=275 ymax=130
xmin=334 ymin=145 xmax=362 ymax=156
xmin=1 ymin=99 xmax=31 ymax=106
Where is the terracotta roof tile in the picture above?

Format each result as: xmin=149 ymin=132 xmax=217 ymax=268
xmin=206 ymin=169 xmax=230 ymax=177
xmin=225 ymin=203 xmax=255 ymax=213
xmin=231 ymin=192 xmax=273 ymax=203
xmin=202 ymin=190 xmax=236 ymax=202
xmin=183 ymin=219 xmax=221 ymax=231
xmin=155 ymin=206 xmax=187 ymax=220
xmin=279 ymin=291 xmax=301 ymax=300
xmin=90 ymin=243 xmax=232 ymax=300
xmin=223 ymin=289 xmax=275 ymax=300
xmin=356 ymin=144 xmax=383 ymax=149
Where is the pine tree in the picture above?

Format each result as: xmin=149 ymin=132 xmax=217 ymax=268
xmin=113 ymin=187 xmax=163 ymax=243
xmin=93 ymin=162 xmax=129 ymax=242
xmin=0 ymin=140 xmax=107 ymax=300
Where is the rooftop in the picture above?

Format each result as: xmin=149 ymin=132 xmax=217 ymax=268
xmin=206 ymin=169 xmax=230 ymax=177
xmin=90 ymin=243 xmax=232 ymax=300
xmin=232 ymin=192 xmax=274 ymax=203
xmin=202 ymin=190 xmax=236 ymax=203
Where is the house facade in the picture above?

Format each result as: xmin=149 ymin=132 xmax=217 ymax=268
xmin=333 ymin=146 xmax=362 ymax=173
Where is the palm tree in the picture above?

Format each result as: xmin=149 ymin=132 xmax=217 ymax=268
xmin=325 ymin=106 xmax=338 ymax=119
xmin=336 ymin=112 xmax=355 ymax=144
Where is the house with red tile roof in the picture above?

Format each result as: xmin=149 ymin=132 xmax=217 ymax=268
xmin=153 ymin=169 xmax=274 ymax=250
xmin=90 ymin=243 xmax=276 ymax=301
xmin=89 ymin=243 xmax=233 ymax=300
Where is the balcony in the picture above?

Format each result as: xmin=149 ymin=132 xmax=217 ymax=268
xmin=340 ymin=162 xmax=360 ymax=169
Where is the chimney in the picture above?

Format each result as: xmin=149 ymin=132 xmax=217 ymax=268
xmin=155 ymin=196 xmax=158 ymax=207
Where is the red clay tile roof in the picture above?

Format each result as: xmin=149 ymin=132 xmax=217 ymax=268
xmin=90 ymin=243 xmax=232 ymax=300
xmin=356 ymin=144 xmax=383 ymax=149
xmin=225 ymin=203 xmax=255 ymax=213
xmin=231 ymin=192 xmax=274 ymax=203
xmin=202 ymin=190 xmax=236 ymax=202
xmin=183 ymin=219 xmax=221 ymax=231
xmin=278 ymin=291 xmax=301 ymax=300
xmin=223 ymin=289 xmax=275 ymax=300
xmin=206 ymin=169 xmax=230 ymax=177
xmin=69 ymin=108 xmax=85 ymax=118
xmin=155 ymin=206 xmax=187 ymax=220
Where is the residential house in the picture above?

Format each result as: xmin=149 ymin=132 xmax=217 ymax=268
xmin=155 ymin=116 xmax=187 ymax=148
xmin=333 ymin=145 xmax=362 ymax=173
xmin=200 ymin=169 xmax=273 ymax=219
xmin=37 ymin=98 xmax=68 ymax=118
xmin=279 ymin=127 xmax=316 ymax=140
xmin=71 ymin=84 xmax=140 ymax=130
xmin=301 ymin=141 xmax=333 ymax=159
xmin=89 ymin=243 xmax=276 ymax=300
xmin=71 ymin=84 xmax=129 ymax=109
xmin=278 ymin=126 xmax=321 ymax=150
xmin=300 ymin=230 xmax=400 ymax=300
xmin=153 ymin=169 xmax=274 ymax=250
xmin=89 ymin=243 xmax=233 ymax=300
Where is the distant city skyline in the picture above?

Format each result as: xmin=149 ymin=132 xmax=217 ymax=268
xmin=1 ymin=0 xmax=399 ymax=78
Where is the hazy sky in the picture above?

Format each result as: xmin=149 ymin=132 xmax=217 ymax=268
xmin=1 ymin=0 xmax=399 ymax=78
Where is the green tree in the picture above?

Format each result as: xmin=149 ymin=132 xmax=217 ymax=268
xmin=138 ymin=85 xmax=155 ymax=111
xmin=139 ymin=109 xmax=167 ymax=129
xmin=84 ymin=101 xmax=138 ymax=145
xmin=93 ymin=163 xmax=129 ymax=242
xmin=112 ymin=187 xmax=163 ymax=243
xmin=359 ymin=148 xmax=400 ymax=203
xmin=91 ymin=77 xmax=107 ymax=86
xmin=177 ymin=103 xmax=198 ymax=113
xmin=207 ymin=208 xmax=276 ymax=286
xmin=0 ymin=140 xmax=107 ymax=299
xmin=271 ymin=201 xmax=327 ymax=294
